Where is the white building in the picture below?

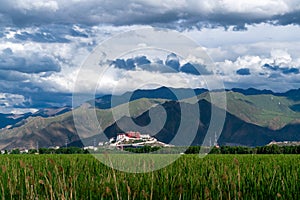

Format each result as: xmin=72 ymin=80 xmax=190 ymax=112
xmin=140 ymin=134 xmax=151 ymax=139
xmin=116 ymin=134 xmax=126 ymax=141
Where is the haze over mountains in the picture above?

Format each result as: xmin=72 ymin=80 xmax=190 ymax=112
xmin=0 ymin=87 xmax=300 ymax=150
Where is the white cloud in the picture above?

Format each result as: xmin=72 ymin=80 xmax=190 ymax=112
xmin=0 ymin=93 xmax=38 ymax=114
xmin=1 ymin=0 xmax=300 ymax=28
xmin=184 ymin=24 xmax=300 ymax=48
xmin=217 ymin=49 xmax=300 ymax=74
xmin=270 ymin=49 xmax=292 ymax=65
xmin=213 ymin=48 xmax=300 ymax=91
xmin=96 ymin=69 xmax=208 ymax=95
xmin=0 ymin=7 xmax=300 ymax=113
xmin=219 ymin=0 xmax=289 ymax=14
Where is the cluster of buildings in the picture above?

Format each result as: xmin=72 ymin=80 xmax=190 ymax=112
xmin=0 ymin=131 xmax=170 ymax=153
xmin=267 ymin=140 xmax=300 ymax=146
xmin=108 ymin=131 xmax=170 ymax=148
xmin=113 ymin=131 xmax=150 ymax=142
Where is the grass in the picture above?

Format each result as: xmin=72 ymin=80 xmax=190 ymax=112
xmin=0 ymin=154 xmax=299 ymax=199
xmin=209 ymin=92 xmax=300 ymax=129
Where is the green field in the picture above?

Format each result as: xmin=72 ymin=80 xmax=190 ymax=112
xmin=0 ymin=154 xmax=299 ymax=199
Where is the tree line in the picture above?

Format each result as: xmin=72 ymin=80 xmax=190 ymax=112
xmin=4 ymin=144 xmax=300 ymax=154
xmin=185 ymin=145 xmax=300 ymax=154
xmin=7 ymin=147 xmax=89 ymax=154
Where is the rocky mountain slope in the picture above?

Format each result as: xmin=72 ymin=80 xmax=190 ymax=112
xmin=0 ymin=87 xmax=299 ymax=149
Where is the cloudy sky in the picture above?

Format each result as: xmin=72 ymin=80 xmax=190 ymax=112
xmin=1 ymin=0 xmax=300 ymax=113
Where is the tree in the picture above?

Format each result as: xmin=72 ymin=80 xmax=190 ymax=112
xmin=10 ymin=149 xmax=20 ymax=154
xmin=29 ymin=149 xmax=38 ymax=154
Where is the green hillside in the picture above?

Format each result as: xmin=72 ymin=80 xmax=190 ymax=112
xmin=0 ymin=98 xmax=166 ymax=149
xmin=201 ymin=91 xmax=300 ymax=130
xmin=1 ymin=89 xmax=300 ymax=149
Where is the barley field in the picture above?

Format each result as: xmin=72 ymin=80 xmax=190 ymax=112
xmin=0 ymin=154 xmax=299 ymax=199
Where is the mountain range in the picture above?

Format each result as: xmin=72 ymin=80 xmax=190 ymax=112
xmin=0 ymin=87 xmax=300 ymax=149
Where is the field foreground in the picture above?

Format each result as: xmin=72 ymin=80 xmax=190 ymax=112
xmin=0 ymin=154 xmax=299 ymax=199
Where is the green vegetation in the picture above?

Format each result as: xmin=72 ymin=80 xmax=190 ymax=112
xmin=6 ymin=145 xmax=300 ymax=155
xmin=125 ymin=146 xmax=161 ymax=153
xmin=1 ymin=91 xmax=300 ymax=149
xmin=221 ymin=92 xmax=300 ymax=129
xmin=0 ymin=154 xmax=299 ymax=199
xmin=185 ymin=145 xmax=300 ymax=154
xmin=38 ymin=147 xmax=89 ymax=154
xmin=198 ymin=91 xmax=300 ymax=130
xmin=0 ymin=98 xmax=165 ymax=149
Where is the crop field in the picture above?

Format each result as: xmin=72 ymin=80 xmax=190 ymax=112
xmin=0 ymin=154 xmax=299 ymax=199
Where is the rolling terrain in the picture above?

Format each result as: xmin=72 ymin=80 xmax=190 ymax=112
xmin=0 ymin=98 xmax=165 ymax=149
xmin=102 ymin=98 xmax=300 ymax=147
xmin=0 ymin=87 xmax=300 ymax=149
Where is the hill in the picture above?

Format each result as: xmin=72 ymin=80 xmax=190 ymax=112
xmin=0 ymin=98 xmax=165 ymax=149
xmin=0 ymin=87 xmax=299 ymax=149
xmin=101 ymin=99 xmax=300 ymax=147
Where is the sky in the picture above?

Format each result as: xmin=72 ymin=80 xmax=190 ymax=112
xmin=0 ymin=0 xmax=300 ymax=113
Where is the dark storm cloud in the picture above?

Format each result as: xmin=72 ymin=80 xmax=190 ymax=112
xmin=0 ymin=78 xmax=72 ymax=109
xmin=28 ymin=92 xmax=72 ymax=108
xmin=282 ymin=67 xmax=299 ymax=74
xmin=165 ymin=53 xmax=180 ymax=71
xmin=271 ymin=10 xmax=300 ymax=26
xmin=134 ymin=56 xmax=151 ymax=66
xmin=0 ymin=70 xmax=29 ymax=81
xmin=263 ymin=63 xmax=299 ymax=75
xmin=1 ymin=1 xmax=300 ymax=113
xmin=1 ymin=1 xmax=300 ymax=29
xmin=3 ymin=24 xmax=90 ymax=43
xmin=0 ymin=48 xmax=61 ymax=74
xmin=236 ymin=68 xmax=251 ymax=75
xmin=180 ymin=62 xmax=212 ymax=75
xmin=263 ymin=63 xmax=280 ymax=71
xmin=14 ymin=30 xmax=70 ymax=43
xmin=110 ymin=54 xmax=212 ymax=76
